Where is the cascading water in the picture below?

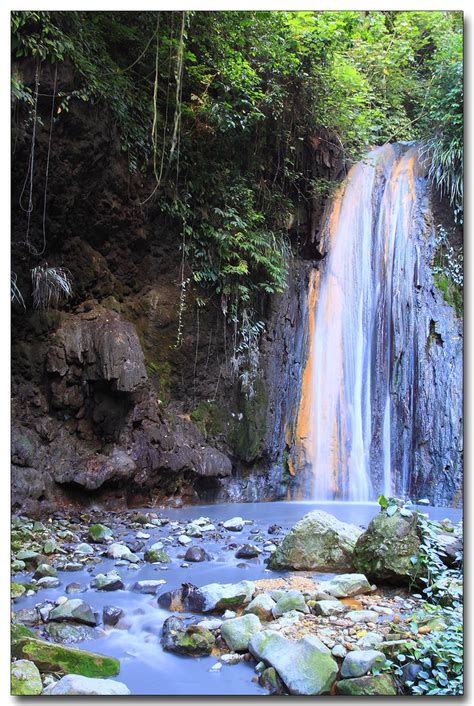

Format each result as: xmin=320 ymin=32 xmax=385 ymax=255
xmin=293 ymin=143 xmax=428 ymax=501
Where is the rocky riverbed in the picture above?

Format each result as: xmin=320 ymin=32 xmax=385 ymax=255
xmin=11 ymin=501 xmax=462 ymax=696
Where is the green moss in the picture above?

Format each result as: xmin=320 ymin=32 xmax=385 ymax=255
xmin=144 ymin=549 xmax=171 ymax=563
xmin=11 ymin=624 xmax=37 ymax=643
xmin=11 ymin=583 xmax=26 ymax=599
xmin=433 ymin=273 xmax=463 ymax=317
xmin=11 ymin=659 xmax=43 ymax=695
xmin=231 ymin=379 xmax=268 ymax=462
xmin=11 ymin=638 xmax=120 ymax=678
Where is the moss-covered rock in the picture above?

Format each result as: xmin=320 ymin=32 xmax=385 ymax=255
xmin=11 ymin=583 xmax=26 ymax=600
xmin=12 ymin=637 xmax=120 ymax=677
xmin=162 ymin=616 xmax=215 ymax=656
xmin=249 ymin=631 xmax=338 ymax=695
xmin=88 ymin=524 xmax=113 ymax=543
xmin=336 ymin=674 xmax=397 ymax=695
xmin=353 ymin=508 xmax=423 ymax=584
xmin=11 ymin=659 xmax=43 ymax=695
xmin=221 ymin=614 xmax=263 ymax=652
xmin=144 ymin=548 xmax=171 ymax=563
xmin=268 ymin=510 xmax=361 ymax=571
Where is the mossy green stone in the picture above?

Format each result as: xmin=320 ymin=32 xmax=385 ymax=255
xmin=12 ymin=637 xmax=120 ymax=677
xmin=336 ymin=675 xmax=397 ymax=696
xmin=144 ymin=549 xmax=171 ymax=563
xmin=88 ymin=524 xmax=113 ymax=542
xmin=11 ymin=624 xmax=37 ymax=643
xmin=353 ymin=509 xmax=423 ymax=584
xmin=11 ymin=583 xmax=26 ymax=599
xmin=11 ymin=659 xmax=43 ymax=695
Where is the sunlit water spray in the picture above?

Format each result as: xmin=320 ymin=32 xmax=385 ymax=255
xmin=294 ymin=144 xmax=423 ymax=501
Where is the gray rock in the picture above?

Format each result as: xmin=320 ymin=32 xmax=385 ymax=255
xmin=313 ymin=600 xmax=345 ymax=617
xmin=341 ymin=650 xmax=386 ymax=678
xmin=272 ymin=590 xmax=309 ymax=617
xmin=221 ymin=614 xmax=263 ymax=652
xmin=106 ymin=543 xmax=138 ymax=562
xmin=91 ymin=571 xmax=124 ymax=591
xmin=33 ymin=563 xmax=57 ymax=579
xmin=244 ymin=594 xmax=276 ymax=621
xmin=223 ymin=517 xmax=246 ymax=532
xmin=36 ymin=577 xmax=61 ymax=590
xmin=331 ymin=644 xmax=347 ymax=658
xmin=161 ymin=616 xmax=215 ymax=656
xmin=194 ymin=581 xmax=255 ymax=613
xmin=268 ymin=511 xmax=362 ymax=571
xmin=43 ymin=674 xmax=130 ymax=695
xmin=75 ymin=543 xmax=94 ymax=555
xmin=318 ymin=574 xmax=373 ymax=598
xmin=196 ymin=618 xmax=222 ymax=631
xmin=356 ymin=632 xmax=384 ymax=649
xmin=346 ymin=610 xmax=379 ymax=624
xmin=132 ymin=580 xmax=167 ymax=595
xmin=249 ymin=631 xmax=338 ymax=695
xmin=44 ymin=623 xmax=101 ymax=644
xmin=48 ymin=599 xmax=97 ymax=626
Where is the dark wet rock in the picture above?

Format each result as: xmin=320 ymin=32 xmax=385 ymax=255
xmin=91 ymin=571 xmax=125 ymax=591
xmin=46 ymin=308 xmax=148 ymax=394
xmin=249 ymin=631 xmax=338 ymax=696
xmin=268 ymin=524 xmax=282 ymax=535
xmin=259 ymin=666 xmax=287 ymax=695
xmin=12 ymin=637 xmax=120 ymax=677
xmin=221 ymin=614 xmax=263 ymax=652
xmin=157 ymin=583 xmax=200 ymax=612
xmin=184 ymin=546 xmax=210 ymax=563
xmin=66 ymin=582 xmax=84 ymax=594
xmin=268 ymin=511 xmax=361 ymax=571
xmin=353 ymin=508 xmax=423 ymax=584
xmin=10 ymin=659 xmax=43 ymax=695
xmin=336 ymin=674 xmax=397 ymax=696
xmin=13 ymin=608 xmax=41 ymax=627
xmin=103 ymin=605 xmax=124 ymax=627
xmin=235 ymin=544 xmax=262 ymax=559
xmin=54 ymin=448 xmax=137 ymax=492
xmin=43 ymin=674 xmax=131 ymax=696
xmin=436 ymin=531 xmax=463 ymax=567
xmin=48 ymin=599 xmax=97 ymax=627
xmin=161 ymin=616 xmax=215 ymax=656
xmin=341 ymin=650 xmax=386 ymax=678
xmin=401 ymin=661 xmax=424 ymax=685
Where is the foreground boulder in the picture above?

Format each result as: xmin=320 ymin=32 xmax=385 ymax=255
xmin=268 ymin=511 xmax=362 ymax=571
xmin=336 ymin=675 xmax=397 ymax=696
xmin=249 ymin=631 xmax=338 ymax=695
xmin=353 ymin=507 xmax=422 ymax=584
xmin=12 ymin=637 xmax=120 ymax=677
xmin=11 ymin=660 xmax=42 ymax=695
xmin=341 ymin=649 xmax=385 ymax=678
xmin=43 ymin=674 xmax=130 ymax=695
xmin=161 ymin=616 xmax=215 ymax=656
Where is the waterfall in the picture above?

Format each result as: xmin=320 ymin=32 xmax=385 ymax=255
xmin=294 ymin=143 xmax=427 ymax=501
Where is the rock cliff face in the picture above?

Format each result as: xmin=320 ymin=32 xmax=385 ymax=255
xmin=11 ymin=61 xmax=462 ymax=512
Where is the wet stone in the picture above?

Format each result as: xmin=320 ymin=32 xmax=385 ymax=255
xmin=103 ymin=606 xmax=124 ymax=627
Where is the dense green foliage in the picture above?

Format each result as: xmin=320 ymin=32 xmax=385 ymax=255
xmin=11 ymin=10 xmax=463 ymax=383
xmin=374 ymin=496 xmax=463 ymax=696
